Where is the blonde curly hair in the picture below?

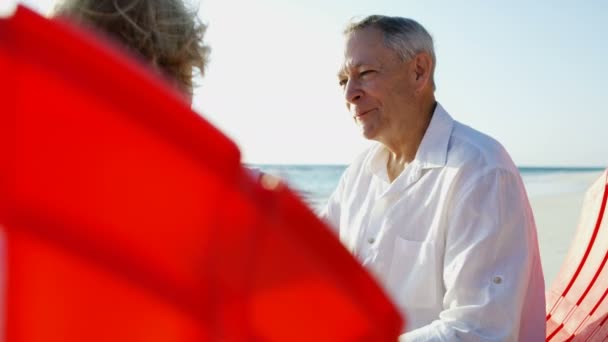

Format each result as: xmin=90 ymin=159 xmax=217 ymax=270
xmin=53 ymin=0 xmax=210 ymax=97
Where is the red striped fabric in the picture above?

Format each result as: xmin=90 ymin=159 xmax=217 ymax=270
xmin=546 ymin=170 xmax=608 ymax=341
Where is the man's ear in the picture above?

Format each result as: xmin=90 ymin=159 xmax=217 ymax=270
xmin=413 ymin=52 xmax=433 ymax=89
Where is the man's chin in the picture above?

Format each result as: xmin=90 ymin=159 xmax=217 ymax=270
xmin=360 ymin=127 xmax=378 ymax=141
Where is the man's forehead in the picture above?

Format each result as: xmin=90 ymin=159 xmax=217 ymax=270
xmin=346 ymin=28 xmax=394 ymax=53
xmin=338 ymin=34 xmax=398 ymax=77
xmin=339 ymin=43 xmax=376 ymax=74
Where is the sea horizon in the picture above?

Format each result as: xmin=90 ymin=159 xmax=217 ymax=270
xmin=249 ymin=164 xmax=605 ymax=212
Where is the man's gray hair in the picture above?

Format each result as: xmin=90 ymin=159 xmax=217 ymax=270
xmin=344 ymin=15 xmax=436 ymax=89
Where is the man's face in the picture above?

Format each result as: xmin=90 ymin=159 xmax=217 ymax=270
xmin=338 ymin=27 xmax=416 ymax=141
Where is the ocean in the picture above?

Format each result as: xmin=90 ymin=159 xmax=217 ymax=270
xmin=252 ymin=164 xmax=605 ymax=211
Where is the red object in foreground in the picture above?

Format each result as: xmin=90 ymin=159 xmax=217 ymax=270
xmin=546 ymin=170 xmax=608 ymax=341
xmin=0 ymin=6 xmax=403 ymax=341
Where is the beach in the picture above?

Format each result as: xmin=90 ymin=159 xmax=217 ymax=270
xmin=529 ymin=170 xmax=604 ymax=287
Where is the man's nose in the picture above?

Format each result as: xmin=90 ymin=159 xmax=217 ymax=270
xmin=344 ymin=79 xmax=362 ymax=104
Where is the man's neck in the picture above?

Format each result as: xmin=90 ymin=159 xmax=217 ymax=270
xmin=383 ymin=100 xmax=437 ymax=182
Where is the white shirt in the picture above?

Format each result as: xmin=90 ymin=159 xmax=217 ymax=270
xmin=321 ymin=104 xmax=546 ymax=341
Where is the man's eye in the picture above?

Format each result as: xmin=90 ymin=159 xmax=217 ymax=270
xmin=338 ymin=79 xmax=347 ymax=87
xmin=360 ymin=70 xmax=375 ymax=77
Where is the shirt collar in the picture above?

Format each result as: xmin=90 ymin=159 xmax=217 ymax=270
xmin=366 ymin=143 xmax=390 ymax=181
xmin=365 ymin=102 xmax=454 ymax=178
xmin=415 ymin=102 xmax=454 ymax=169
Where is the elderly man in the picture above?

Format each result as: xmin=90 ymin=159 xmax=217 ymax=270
xmin=322 ymin=15 xmax=545 ymax=340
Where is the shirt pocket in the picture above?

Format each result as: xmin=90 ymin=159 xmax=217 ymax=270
xmin=386 ymin=236 xmax=439 ymax=309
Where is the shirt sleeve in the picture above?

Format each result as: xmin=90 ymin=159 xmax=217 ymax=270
xmin=401 ymin=168 xmax=543 ymax=341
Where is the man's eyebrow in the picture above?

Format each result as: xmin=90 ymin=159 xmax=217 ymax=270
xmin=337 ymin=62 xmax=363 ymax=78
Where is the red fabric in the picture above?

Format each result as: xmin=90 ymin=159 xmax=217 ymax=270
xmin=0 ymin=6 xmax=403 ymax=341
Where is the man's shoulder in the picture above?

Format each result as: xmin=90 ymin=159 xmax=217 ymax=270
xmin=444 ymin=121 xmax=526 ymax=200
xmin=448 ymin=120 xmax=517 ymax=174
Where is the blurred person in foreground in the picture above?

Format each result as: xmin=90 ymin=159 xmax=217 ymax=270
xmin=53 ymin=0 xmax=274 ymax=184
xmin=53 ymin=0 xmax=207 ymax=105
xmin=322 ymin=15 xmax=546 ymax=340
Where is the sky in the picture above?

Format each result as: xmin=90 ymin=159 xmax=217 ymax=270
xmin=11 ymin=0 xmax=608 ymax=166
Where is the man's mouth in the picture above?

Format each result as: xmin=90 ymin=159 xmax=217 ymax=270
xmin=354 ymin=109 xmax=374 ymax=118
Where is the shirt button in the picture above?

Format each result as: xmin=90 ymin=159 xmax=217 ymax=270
xmin=493 ymin=276 xmax=503 ymax=284
xmin=367 ymin=237 xmax=376 ymax=244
